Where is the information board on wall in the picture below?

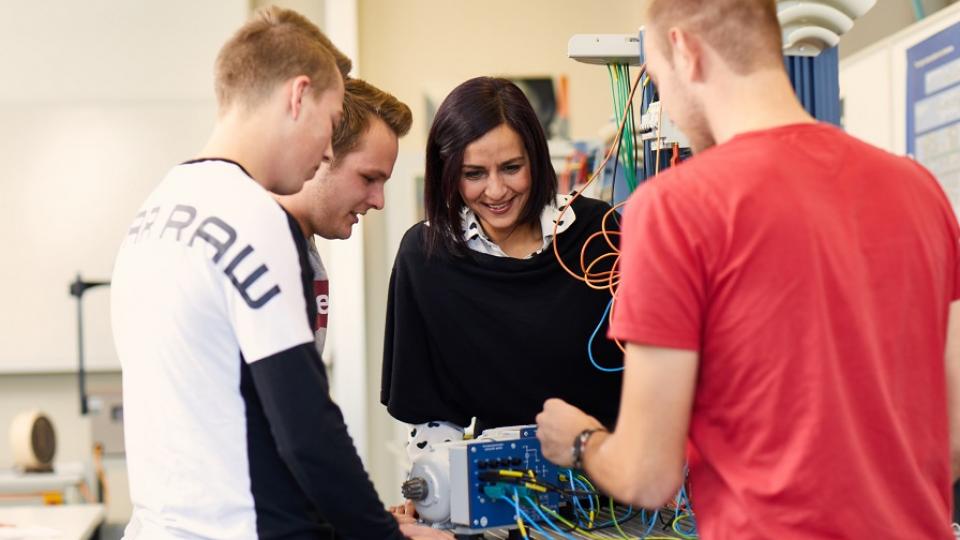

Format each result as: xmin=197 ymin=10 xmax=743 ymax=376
xmin=907 ymin=21 xmax=960 ymax=213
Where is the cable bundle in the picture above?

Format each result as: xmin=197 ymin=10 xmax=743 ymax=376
xmin=491 ymin=466 xmax=695 ymax=539
xmin=552 ymin=65 xmax=647 ymax=365
xmin=607 ymin=64 xmax=641 ymax=193
xmin=539 ymin=55 xmax=701 ymax=539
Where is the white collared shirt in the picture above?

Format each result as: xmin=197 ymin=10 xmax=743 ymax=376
xmin=460 ymin=193 xmax=577 ymax=258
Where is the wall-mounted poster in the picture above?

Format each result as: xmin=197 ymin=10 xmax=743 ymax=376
xmin=907 ymin=21 xmax=960 ymax=213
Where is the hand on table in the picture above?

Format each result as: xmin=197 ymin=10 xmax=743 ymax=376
xmin=389 ymin=500 xmax=418 ymax=525
xmin=399 ymin=523 xmax=454 ymax=539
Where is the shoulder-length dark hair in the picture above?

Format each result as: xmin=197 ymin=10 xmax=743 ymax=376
xmin=423 ymin=76 xmax=557 ymax=256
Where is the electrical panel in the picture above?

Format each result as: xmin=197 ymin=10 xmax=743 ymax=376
xmin=448 ymin=426 xmax=561 ymax=531
xmin=405 ymin=425 xmax=564 ymax=534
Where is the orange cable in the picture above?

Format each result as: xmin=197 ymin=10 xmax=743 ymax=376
xmin=552 ymin=64 xmax=645 ymax=284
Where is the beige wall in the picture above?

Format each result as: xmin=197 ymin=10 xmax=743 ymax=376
xmin=251 ymin=0 xmax=326 ymax=30
xmin=840 ymin=0 xmax=954 ymax=59
xmin=359 ymin=0 xmax=649 ymax=150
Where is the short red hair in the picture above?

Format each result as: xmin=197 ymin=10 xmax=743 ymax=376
xmin=647 ymin=0 xmax=783 ymax=74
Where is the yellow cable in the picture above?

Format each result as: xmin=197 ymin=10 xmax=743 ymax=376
xmin=609 ymin=496 xmax=632 ymax=540
xmin=575 ymin=474 xmax=601 ymax=528
xmin=672 ymin=513 xmax=699 ymax=539
xmin=537 ymin=502 xmax=677 ymax=540
xmin=523 ymin=482 xmax=547 ymax=493
xmin=536 ymin=504 xmax=609 ymax=540
xmin=512 ymin=492 xmax=529 ymax=539
xmin=576 ymin=474 xmax=602 ymax=510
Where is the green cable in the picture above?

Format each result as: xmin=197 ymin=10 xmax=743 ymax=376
xmin=608 ymin=496 xmax=633 ymax=540
xmin=576 ymin=474 xmax=602 ymax=514
xmin=619 ymin=64 xmax=637 ymax=191
xmin=617 ymin=64 xmax=634 ymax=190
xmin=624 ymin=64 xmax=637 ymax=190
xmin=608 ymin=63 xmax=643 ymax=193
xmin=535 ymin=504 xmax=605 ymax=540
xmin=625 ymin=64 xmax=637 ymax=189
xmin=608 ymin=64 xmax=630 ymax=194
xmin=608 ymin=64 xmax=620 ymax=120
xmin=614 ymin=64 xmax=633 ymax=190
xmin=671 ymin=513 xmax=699 ymax=539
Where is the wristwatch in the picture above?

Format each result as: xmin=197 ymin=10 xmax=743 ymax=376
xmin=571 ymin=428 xmax=605 ymax=470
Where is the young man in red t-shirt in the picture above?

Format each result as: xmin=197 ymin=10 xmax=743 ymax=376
xmin=536 ymin=1 xmax=960 ymax=538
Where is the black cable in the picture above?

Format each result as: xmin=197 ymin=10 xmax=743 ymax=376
xmin=477 ymin=472 xmax=596 ymax=498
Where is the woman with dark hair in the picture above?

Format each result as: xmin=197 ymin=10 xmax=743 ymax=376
xmin=381 ymin=77 xmax=622 ymax=460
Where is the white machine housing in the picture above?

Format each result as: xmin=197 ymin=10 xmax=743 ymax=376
xmin=407 ymin=426 xmax=527 ymax=531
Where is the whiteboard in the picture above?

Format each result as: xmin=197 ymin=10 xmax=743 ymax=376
xmin=0 ymin=101 xmax=217 ymax=372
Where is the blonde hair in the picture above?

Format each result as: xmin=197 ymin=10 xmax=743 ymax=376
xmin=214 ymin=5 xmax=352 ymax=110
xmin=331 ymin=79 xmax=412 ymax=165
xmin=648 ymin=0 xmax=783 ymax=74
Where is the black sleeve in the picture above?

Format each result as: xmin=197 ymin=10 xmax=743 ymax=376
xmin=250 ymin=344 xmax=405 ymax=540
xmin=381 ymin=227 xmax=471 ymax=427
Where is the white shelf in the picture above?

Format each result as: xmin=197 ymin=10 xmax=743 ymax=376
xmin=0 ymin=504 xmax=104 ymax=540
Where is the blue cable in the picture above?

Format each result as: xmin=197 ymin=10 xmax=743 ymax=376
xmin=500 ymin=491 xmax=553 ymax=540
xmin=521 ymin=495 xmax=578 ymax=540
xmin=566 ymin=474 xmax=639 ymax=530
xmin=566 ymin=470 xmax=591 ymax=526
xmin=608 ymin=506 xmax=635 ymax=527
xmin=673 ymin=484 xmax=698 ymax=537
xmin=591 ymin=504 xmax=635 ymax=529
xmin=574 ymin=486 xmax=595 ymax=525
xmin=588 ymin=298 xmax=623 ymax=372
xmin=641 ymin=509 xmax=660 ymax=539
xmin=570 ymin=473 xmax=596 ymax=524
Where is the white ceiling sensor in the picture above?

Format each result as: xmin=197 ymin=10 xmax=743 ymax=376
xmin=778 ymin=0 xmax=877 ymax=56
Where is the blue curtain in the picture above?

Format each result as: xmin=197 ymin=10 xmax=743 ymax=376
xmin=785 ymin=47 xmax=841 ymax=125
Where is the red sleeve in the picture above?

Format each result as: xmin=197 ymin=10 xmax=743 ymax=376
xmin=948 ymin=203 xmax=960 ymax=302
xmin=954 ymin=251 xmax=960 ymax=303
xmin=608 ymin=178 xmax=711 ymax=351
xmin=951 ymin=221 xmax=960 ymax=302
xmin=908 ymin=159 xmax=960 ymax=301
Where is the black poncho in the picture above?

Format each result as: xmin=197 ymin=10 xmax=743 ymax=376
xmin=381 ymin=196 xmax=623 ymax=432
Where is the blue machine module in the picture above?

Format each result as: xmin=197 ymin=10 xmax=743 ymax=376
xmin=449 ymin=426 xmax=563 ymax=530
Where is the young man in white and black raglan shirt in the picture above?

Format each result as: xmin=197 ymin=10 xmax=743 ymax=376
xmin=276 ymin=77 xmax=412 ymax=362
xmin=111 ymin=7 xmax=445 ymax=540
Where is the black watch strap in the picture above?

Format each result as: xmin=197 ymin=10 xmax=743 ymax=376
xmin=571 ymin=428 xmax=604 ymax=470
